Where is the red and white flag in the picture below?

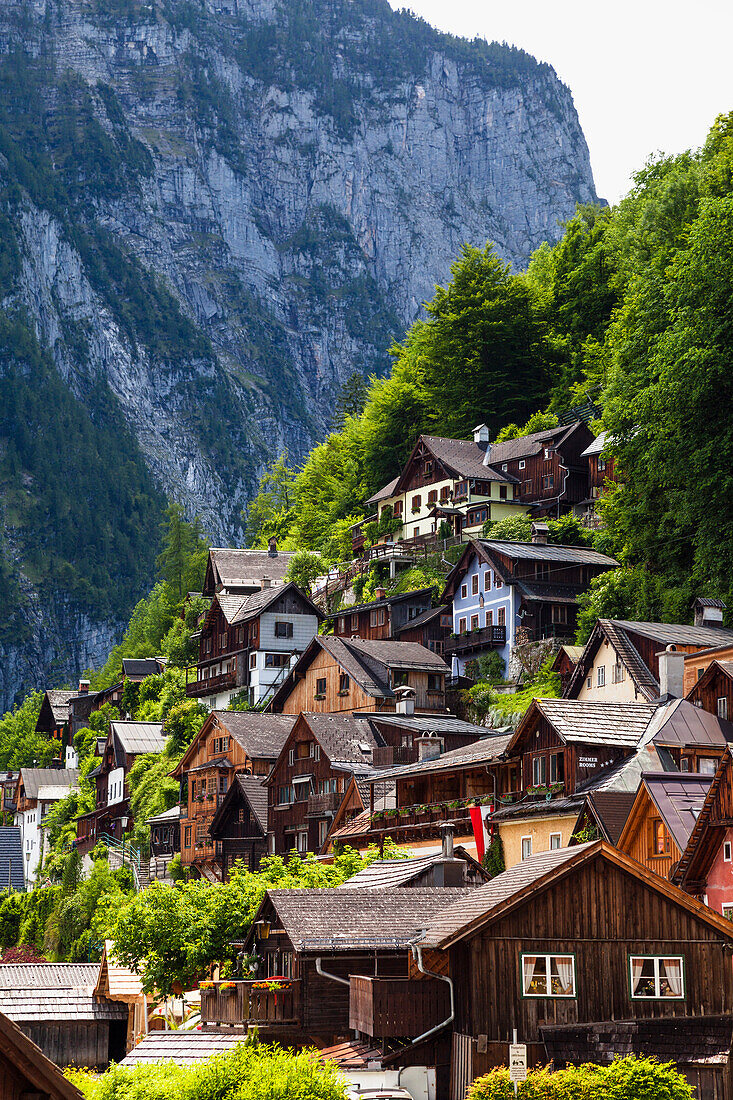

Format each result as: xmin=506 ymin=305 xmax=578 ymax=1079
xmin=469 ymin=804 xmax=493 ymax=863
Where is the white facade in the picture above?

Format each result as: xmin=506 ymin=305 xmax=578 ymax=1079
xmin=574 ymin=637 xmax=641 ymax=702
xmin=16 ymin=806 xmax=41 ymax=887
xmin=107 ymin=766 xmax=125 ymax=806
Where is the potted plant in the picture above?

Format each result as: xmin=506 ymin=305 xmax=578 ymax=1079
xmin=199 ymin=980 xmax=214 ymax=990
xmin=219 ymin=981 xmax=237 ymax=993
xmin=384 ymin=807 xmax=398 ymax=819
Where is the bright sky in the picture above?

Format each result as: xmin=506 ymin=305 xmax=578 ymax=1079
xmin=387 ymin=1 xmax=733 ymax=204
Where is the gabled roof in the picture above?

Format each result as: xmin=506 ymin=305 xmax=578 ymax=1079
xmin=615 ymin=619 xmax=733 ymax=647
xmin=330 ymin=587 xmax=434 ymax=620
xmin=146 ymin=804 xmax=181 ymax=825
xmin=419 ymin=840 xmax=733 ymax=950
xmin=94 ymin=940 xmax=144 ymax=1001
xmin=270 ymin=635 xmax=448 ymax=710
xmin=205 ymin=582 xmax=323 ymax=629
xmin=122 ymin=657 xmax=166 ymax=679
xmin=111 ymin=721 xmax=166 ymax=757
xmin=649 ymin=696 xmax=732 ymax=749
xmin=210 ymin=772 xmax=268 ymax=838
xmin=203 ymin=547 xmax=294 ymax=596
xmin=252 ymin=887 xmax=475 ymax=952
xmin=507 ymin=698 xmax=657 ymax=754
xmin=38 ymin=689 xmax=76 ymax=727
xmin=394 ymin=605 xmax=448 ymax=633
xmin=214 ymin=712 xmax=296 ymax=761
xmin=0 ymin=963 xmax=129 ymax=1023
xmin=369 ymin=732 xmax=513 ymax=783
xmin=480 ymin=539 xmax=618 ymax=566
xmin=367 ymin=713 xmax=497 ymax=737
xmin=580 ymin=429 xmax=611 ymax=458
xmin=690 ymin=659 xmax=733 ymax=697
xmin=673 ymin=747 xmax=733 ymax=890
xmin=365 ymin=476 xmax=400 ymax=506
xmin=395 ymin=435 xmax=517 ymax=487
xmin=19 ymin=768 xmax=78 ymax=801
xmin=339 ymin=848 xmax=487 ymax=890
xmin=576 ymin=790 xmax=636 ymax=845
xmin=0 ymin=826 xmax=24 ymax=890
xmin=295 ymin=713 xmax=381 ymax=768
xmin=632 ymin=772 xmax=712 ymax=853
xmin=482 ymin=422 xmax=587 ymax=465
xmin=0 ymin=1009 xmax=84 ymax=1100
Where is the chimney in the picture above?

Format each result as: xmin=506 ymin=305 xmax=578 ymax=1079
xmin=694 ymin=598 xmax=726 ymax=628
xmin=473 ymin=423 xmax=490 ymax=448
xmin=78 ymin=680 xmax=90 ymax=694
xmin=531 ymin=522 xmax=549 ymax=545
xmin=658 ymin=644 xmax=685 ymax=698
xmin=440 ymin=821 xmax=455 ymax=859
xmin=268 ymin=537 xmax=278 ymax=557
xmin=261 ymin=576 xmax=272 ymax=589
xmin=375 ymin=587 xmax=386 ymax=601
xmin=416 ymin=733 xmax=441 ymax=760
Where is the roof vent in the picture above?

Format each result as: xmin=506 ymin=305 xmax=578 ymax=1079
xmin=531 ymin=522 xmax=550 ymax=545
xmin=261 ymin=576 xmax=272 ymax=589
xmin=473 ymin=423 xmax=490 ymax=446
xmin=268 ymin=537 xmax=278 ymax=557
xmin=694 ymin=597 xmax=726 ymax=628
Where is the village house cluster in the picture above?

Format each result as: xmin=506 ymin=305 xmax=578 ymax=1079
xmin=7 ymin=421 xmax=733 ymax=1098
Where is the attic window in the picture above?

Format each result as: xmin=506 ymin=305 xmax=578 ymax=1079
xmin=275 ymin=621 xmax=293 ymax=638
xmin=519 ymin=460 xmax=526 ymax=470
xmin=358 ymin=742 xmax=372 ymax=754
xmin=502 ymin=463 xmax=508 ymax=472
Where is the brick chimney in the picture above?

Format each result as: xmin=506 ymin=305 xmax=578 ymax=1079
xmin=78 ymin=680 xmax=90 ymax=694
xmin=531 ymin=522 xmax=549 ymax=545
xmin=375 ymin=587 xmax=387 ymax=601
xmin=268 ymin=537 xmax=278 ymax=557
xmin=261 ymin=576 xmax=272 ymax=589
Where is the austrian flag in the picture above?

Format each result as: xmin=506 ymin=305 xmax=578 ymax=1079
xmin=469 ymin=803 xmax=494 ymax=862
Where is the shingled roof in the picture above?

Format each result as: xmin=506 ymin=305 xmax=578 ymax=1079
xmin=508 ymin=699 xmax=658 ymax=754
xmin=541 ymin=1016 xmax=733 ymax=1068
xmin=369 ymin=732 xmax=513 ymax=783
xmin=339 ymin=848 xmax=485 ymax=890
xmin=365 ymin=476 xmax=399 ymax=506
xmin=481 ymin=423 xmax=582 ymax=465
xmin=204 ymin=547 xmax=294 ymax=595
xmin=210 ymin=773 xmax=268 ymax=837
xmin=402 ymin=435 xmax=517 ymax=484
xmin=0 ymin=964 xmax=128 ymax=1023
xmin=576 ymin=790 xmax=636 ymax=845
xmin=215 ymin=712 xmax=296 ymax=761
xmin=298 ymin=713 xmax=380 ymax=767
xmin=255 ymin=887 xmax=474 ymax=951
xmin=42 ymin=690 xmax=76 ymax=726
xmin=122 ymin=1030 xmax=247 ymax=1065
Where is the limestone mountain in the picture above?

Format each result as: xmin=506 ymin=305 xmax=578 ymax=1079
xmin=0 ymin=0 xmax=596 ymax=707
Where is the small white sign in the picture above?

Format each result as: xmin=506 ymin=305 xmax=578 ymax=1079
xmin=509 ymin=1043 xmax=527 ymax=1083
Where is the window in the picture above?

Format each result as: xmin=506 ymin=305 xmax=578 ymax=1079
xmin=542 ymin=475 xmax=554 ymax=490
xmin=549 ymin=833 xmax=561 ymax=850
xmin=544 ymin=447 xmax=555 ymax=460
xmin=265 ymin=653 xmax=290 ymax=668
xmin=370 ymin=610 xmax=378 ymax=627
xmin=296 ymin=830 xmax=308 ymax=855
xmin=250 ymin=652 xmax=257 ymax=669
xmin=315 ymin=677 xmax=327 ymax=698
xmin=499 ymin=486 xmax=508 ymax=500
xmin=274 ymin=620 xmax=293 ymax=638
xmin=459 ymin=617 xmax=467 ymax=634
xmin=723 ymin=905 xmax=733 ymax=921
xmin=338 ymin=617 xmax=346 ymax=633
xmin=428 ymin=489 xmax=438 ymax=504
xmin=697 ymin=667 xmax=705 ymax=680
xmin=629 ymin=956 xmax=684 ymax=999
xmin=651 ymin=819 xmax=670 ymax=856
xmin=497 ymin=607 xmax=506 ymax=627
xmin=339 ymin=673 xmax=350 ymax=694
xmin=461 ymin=584 xmax=468 ymax=600
xmin=524 ymin=480 xmax=532 ymax=494
xmin=519 ymin=460 xmax=526 ymax=470
xmin=532 ymin=756 xmax=546 ymax=787
xmin=551 ymin=605 xmax=568 ymax=624
xmin=681 ymin=757 xmax=690 ymax=772
xmin=612 ymin=662 xmax=625 ymax=684
xmin=586 ymin=674 xmax=592 ymax=689
xmin=411 ymin=495 xmax=421 ymax=512
xmin=598 ymin=458 xmax=607 ymax=473
xmin=288 ymin=748 xmax=295 ymax=766
xmin=350 ymin=614 xmax=359 ymax=631
xmin=424 ymin=460 xmax=433 ymax=477
xmin=597 ymin=665 xmax=606 ymax=687
xmin=522 ymin=954 xmax=575 ymax=997
xmin=440 ymin=485 xmax=450 ymax=501
xmin=502 ymin=463 xmax=508 ymax=472
xmin=549 ymin=753 xmax=564 ymax=784
xmin=393 ymin=670 xmax=409 ymax=687
xmin=718 ymin=697 xmax=728 ymax=720
xmin=484 ymin=571 xmax=491 ymax=590
xmin=310 ymin=742 xmax=321 ymax=761
xmin=521 ymin=836 xmax=532 ymax=860
xmin=294 ymin=781 xmax=309 ymax=802
xmin=494 ymin=575 xmax=503 ymax=589
xmin=393 ymin=500 xmax=403 ymax=517
xmin=724 ymin=841 xmax=732 ymax=863
xmin=184 ymin=826 xmax=192 ymax=848
xmin=486 ymin=610 xmax=493 ymax=627
xmin=472 ymin=574 xmax=479 ymax=595
xmin=318 ymin=820 xmax=329 ymax=847
xmin=699 ymin=757 xmax=719 ymax=775
xmin=470 ymin=614 xmax=479 ymax=631
xmin=427 ymin=673 xmax=442 ymax=691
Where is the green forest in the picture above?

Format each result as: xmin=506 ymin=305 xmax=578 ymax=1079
xmin=245 ymin=112 xmax=733 ymax=627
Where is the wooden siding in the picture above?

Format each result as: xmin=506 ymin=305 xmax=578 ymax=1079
xmin=451 ymin=856 xmax=733 ymax=1044
xmin=684 ymin=648 xmax=733 ymax=697
xmin=513 ymin=713 xmax=625 ymax=796
xmin=20 ymin=1020 xmax=125 ymax=1071
xmin=276 ymin=647 xmax=378 ymax=715
xmin=349 ymin=975 xmax=449 ymax=1037
xmin=687 ymin=666 xmax=733 ymax=723
xmin=617 ymin=786 xmax=682 ymax=880
xmin=301 ymin=953 xmax=407 ymax=1035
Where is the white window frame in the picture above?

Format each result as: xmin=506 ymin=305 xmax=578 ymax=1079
xmin=718 ymin=696 xmax=728 ymax=720
xmin=725 ymin=840 xmax=732 ymax=863
xmin=518 ymin=460 xmax=525 ymax=470
xmin=723 ymin=904 xmax=733 ymax=921
xmin=629 ymin=955 xmax=685 ymax=1000
xmin=549 ymin=833 xmax=561 ymax=850
xmin=521 ymin=835 xmax=532 ymax=861
xmin=597 ymin=665 xmax=605 ymax=687
xmin=521 ymin=953 xmax=576 ymax=998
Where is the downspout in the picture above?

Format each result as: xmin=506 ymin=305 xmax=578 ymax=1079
xmin=406 ymin=943 xmax=455 ymax=1046
xmin=315 ymin=957 xmax=349 ymax=986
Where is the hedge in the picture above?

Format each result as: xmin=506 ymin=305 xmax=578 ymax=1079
xmin=466 ymin=1058 xmax=694 ymax=1100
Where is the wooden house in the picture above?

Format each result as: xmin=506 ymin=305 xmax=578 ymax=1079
xmin=0 ymin=1008 xmax=84 ymax=1100
xmin=35 ymin=690 xmax=77 ymax=743
xmin=413 ymin=841 xmax=733 ymax=1100
xmin=209 ymin=773 xmax=269 ymax=879
xmin=617 ymin=773 xmax=712 ymax=880
xmin=187 ymin=582 xmax=323 ymax=709
xmin=394 ymin=605 xmax=452 ymax=656
xmin=576 ymin=431 xmax=616 ymax=526
xmin=331 ymin=587 xmax=434 ymax=642
xmin=93 ymin=941 xmax=147 ymax=1053
xmin=565 ymin=617 xmax=733 ymax=702
xmin=121 ymin=657 xmax=167 ymax=682
xmin=13 ymin=768 xmax=79 ymax=886
xmin=145 ymin=804 xmax=180 ymax=881
xmin=337 ymin=830 xmax=488 ymax=889
xmin=172 ymin=711 xmax=295 ymax=879
xmin=687 ymin=658 xmax=733 ymax=721
xmin=269 ymin=636 xmax=450 ymax=715
xmin=0 ymin=963 xmax=129 ymax=1070
xmin=202 ymin=541 xmax=295 ymax=597
xmin=569 ymin=790 xmax=636 ymax=845
xmin=75 ymin=722 xmax=165 ymax=853
xmin=673 ymin=747 xmax=733 ymax=916
xmin=550 ymin=645 xmax=583 ymax=694
xmin=441 ymin=537 xmax=618 ymax=677
xmin=200 ymin=887 xmax=471 ymax=1047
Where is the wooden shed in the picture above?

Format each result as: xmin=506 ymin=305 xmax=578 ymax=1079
xmin=94 ymin=941 xmax=147 ymax=1052
xmin=0 ymin=1008 xmax=84 ymax=1100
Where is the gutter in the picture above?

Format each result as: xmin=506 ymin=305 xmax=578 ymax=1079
xmin=406 ymin=943 xmax=455 ymax=1045
xmin=315 ymin=957 xmax=350 ymax=987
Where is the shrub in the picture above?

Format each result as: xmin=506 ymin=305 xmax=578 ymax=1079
xmin=466 ymin=1058 xmax=693 ymax=1100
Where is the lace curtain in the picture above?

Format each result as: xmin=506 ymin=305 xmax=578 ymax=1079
xmin=555 ymin=956 xmax=574 ymax=995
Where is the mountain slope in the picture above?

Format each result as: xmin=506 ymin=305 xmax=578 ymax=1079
xmin=0 ymin=0 xmax=597 ymax=708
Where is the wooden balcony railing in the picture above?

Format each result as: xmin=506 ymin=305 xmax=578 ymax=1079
xmin=186 ymin=668 xmax=239 ymax=698
xmin=200 ymin=980 xmax=301 ymax=1028
xmin=307 ymin=791 xmax=341 ymax=816
xmin=349 ymin=976 xmax=450 ymax=1038
xmin=445 ymin=625 xmax=506 ymax=655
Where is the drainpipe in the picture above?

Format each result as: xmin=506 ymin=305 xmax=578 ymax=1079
xmin=315 ymin=957 xmax=349 ymax=987
xmin=407 ymin=944 xmax=455 ymax=1046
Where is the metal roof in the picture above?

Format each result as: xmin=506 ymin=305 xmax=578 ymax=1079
xmin=19 ymin=768 xmax=79 ymax=801
xmin=111 ymin=721 xmax=166 ymax=755
xmin=641 ymin=772 xmax=713 ymax=853
xmin=479 ymin=539 xmax=619 ymax=566
xmin=615 ymin=619 xmax=733 ymax=647
xmin=650 ymin=697 xmax=732 ymax=748
xmin=0 ymin=827 xmax=24 ymax=891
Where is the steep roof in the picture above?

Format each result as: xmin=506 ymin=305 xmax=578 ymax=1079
xmin=257 ymin=887 xmax=475 ymax=951
xmin=146 ymin=804 xmax=181 ymax=825
xmin=508 ymin=699 xmax=658 ymax=754
xmin=210 ymin=772 xmax=268 ymax=838
xmin=403 ymin=435 xmax=516 ymax=484
xmin=580 ymin=790 xmax=636 ymax=844
xmin=19 ymin=768 xmax=78 ymax=801
xmin=0 ymin=1009 xmax=84 ymax=1100
xmin=42 ymin=690 xmax=76 ymax=726
xmin=673 ymin=747 xmax=733 ymax=890
xmin=481 ymin=423 xmax=582 ymax=464
xmin=299 ymin=713 xmax=380 ymax=767
xmin=94 ymin=941 xmax=144 ymax=1001
xmin=122 ymin=657 xmax=165 ymax=679
xmin=419 ymin=840 xmax=733 ymax=949
xmin=0 ymin=826 xmax=24 ymax=891
xmin=394 ymin=605 xmax=448 ymax=633
xmin=369 ymin=733 xmax=513 ymax=783
xmin=204 ymin=547 xmax=294 ymax=595
xmin=111 ymin=721 xmax=166 ymax=756
xmin=580 ymin=430 xmax=611 ymax=458
xmin=638 ymin=772 xmax=713 ymax=852
xmin=650 ymin=697 xmax=732 ymax=748
xmin=214 ymin=712 xmax=296 ymax=761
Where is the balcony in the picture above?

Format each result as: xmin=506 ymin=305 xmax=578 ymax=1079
xmin=373 ymin=745 xmax=416 ymax=769
xmin=349 ymin=976 xmax=449 ymax=1038
xmin=200 ymin=980 xmax=301 ymax=1028
xmin=445 ymin=624 xmax=506 ymax=656
xmin=307 ymin=791 xmax=341 ymax=816
xmin=186 ymin=668 xmax=239 ymax=698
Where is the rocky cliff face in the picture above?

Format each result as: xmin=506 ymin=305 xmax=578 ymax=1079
xmin=0 ymin=0 xmax=597 ymax=708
